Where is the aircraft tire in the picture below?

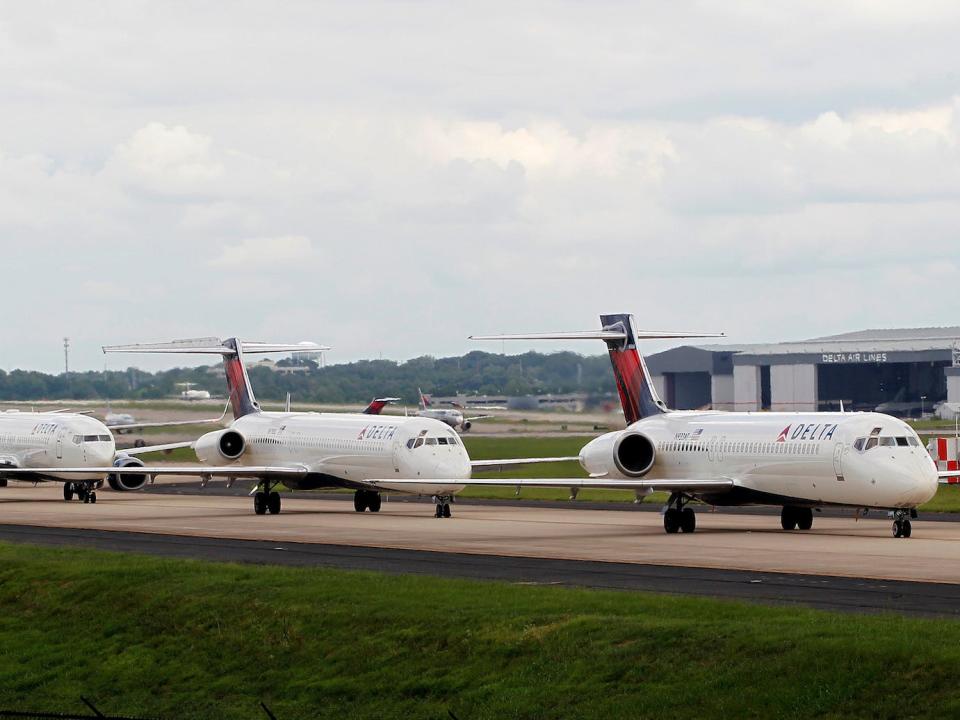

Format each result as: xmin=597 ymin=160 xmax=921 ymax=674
xmin=663 ymin=508 xmax=681 ymax=534
xmin=442 ymin=503 xmax=452 ymax=518
xmin=797 ymin=508 xmax=814 ymax=530
xmin=902 ymin=519 xmax=912 ymax=538
xmin=780 ymin=507 xmax=798 ymax=530
xmin=353 ymin=491 xmax=366 ymax=512
xmin=63 ymin=483 xmax=74 ymax=502
xmin=369 ymin=493 xmax=382 ymax=512
xmin=680 ymin=508 xmax=696 ymax=533
xmin=268 ymin=492 xmax=281 ymax=515
xmin=89 ymin=492 xmax=97 ymax=504
xmin=253 ymin=491 xmax=267 ymax=515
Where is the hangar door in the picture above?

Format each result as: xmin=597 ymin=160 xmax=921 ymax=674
xmin=663 ymin=372 xmax=712 ymax=410
xmin=817 ymin=361 xmax=948 ymax=414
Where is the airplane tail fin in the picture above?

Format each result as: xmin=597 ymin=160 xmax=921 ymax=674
xmin=470 ymin=315 xmax=723 ymax=425
xmin=419 ymin=388 xmax=432 ymax=409
xmin=363 ymin=397 xmax=400 ymax=415
xmin=103 ymin=338 xmax=329 ymax=420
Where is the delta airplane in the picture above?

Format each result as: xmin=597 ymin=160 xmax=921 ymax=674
xmin=364 ymin=313 xmax=946 ymax=538
xmin=0 ymin=409 xmax=193 ymax=503
xmin=29 ymin=337 xmax=572 ymax=517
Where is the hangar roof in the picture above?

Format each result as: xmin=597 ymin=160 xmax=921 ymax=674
xmin=648 ymin=327 xmax=960 ymax=372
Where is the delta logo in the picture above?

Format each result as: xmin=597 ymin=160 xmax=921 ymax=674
xmin=776 ymin=424 xmax=838 ymax=442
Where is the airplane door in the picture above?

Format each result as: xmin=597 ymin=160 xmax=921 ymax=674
xmin=56 ymin=430 xmax=64 ymax=460
xmin=832 ymin=443 xmax=845 ymax=481
xmin=392 ymin=436 xmax=401 ymax=473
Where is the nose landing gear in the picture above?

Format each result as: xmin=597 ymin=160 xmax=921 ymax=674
xmin=63 ymin=481 xmax=98 ymax=504
xmin=663 ymin=493 xmax=696 ymax=534
xmin=432 ymin=495 xmax=453 ymax=518
xmin=892 ymin=509 xmax=916 ymax=538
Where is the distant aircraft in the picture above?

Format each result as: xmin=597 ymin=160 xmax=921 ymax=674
xmin=414 ymin=389 xmax=503 ymax=431
xmin=103 ymin=403 xmax=226 ymax=435
xmin=0 ymin=409 xmax=194 ymax=503
xmin=362 ymin=397 xmax=401 ymax=415
xmin=34 ymin=337 xmax=573 ymax=518
xmin=372 ymin=313 xmax=945 ymax=538
xmin=178 ymin=382 xmax=211 ymax=401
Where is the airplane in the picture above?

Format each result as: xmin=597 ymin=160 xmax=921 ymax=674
xmin=362 ymin=397 xmax=401 ymax=415
xmin=414 ymin=389 xmax=503 ymax=431
xmin=0 ymin=408 xmax=195 ymax=503
xmin=104 ymin=403 xmax=227 ymax=436
xmin=26 ymin=337 xmax=574 ymax=518
xmin=362 ymin=313 xmax=946 ymax=538
xmin=178 ymin=382 xmax=211 ymax=401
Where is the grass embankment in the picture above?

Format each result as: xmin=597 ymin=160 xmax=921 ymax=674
xmin=139 ymin=436 xmax=960 ymax=511
xmin=2 ymin=543 xmax=960 ymax=719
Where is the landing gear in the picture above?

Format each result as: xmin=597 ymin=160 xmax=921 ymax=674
xmin=663 ymin=493 xmax=696 ymax=534
xmin=63 ymin=482 xmax=97 ymax=504
xmin=892 ymin=510 xmax=913 ymax=538
xmin=781 ymin=506 xmax=814 ymax=531
xmin=253 ymin=482 xmax=282 ymax=515
xmin=0 ymin=478 xmax=7 ymax=488
xmin=433 ymin=495 xmax=453 ymax=518
xmin=353 ymin=490 xmax=382 ymax=512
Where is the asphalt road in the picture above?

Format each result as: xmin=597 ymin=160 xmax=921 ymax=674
xmin=1 ymin=523 xmax=957 ymax=618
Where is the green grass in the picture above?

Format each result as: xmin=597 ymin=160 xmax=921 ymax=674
xmin=3 ymin=543 xmax=960 ymax=719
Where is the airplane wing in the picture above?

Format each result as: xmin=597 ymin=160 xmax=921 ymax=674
xmin=362 ymin=477 xmax=737 ymax=493
xmin=119 ymin=441 xmax=196 ymax=456
xmin=464 ymin=415 xmax=494 ymax=422
xmin=107 ymin=403 xmax=229 ymax=431
xmin=470 ymin=456 xmax=580 ymax=472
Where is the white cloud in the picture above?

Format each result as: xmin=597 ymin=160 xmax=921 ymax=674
xmin=209 ymin=235 xmax=316 ymax=268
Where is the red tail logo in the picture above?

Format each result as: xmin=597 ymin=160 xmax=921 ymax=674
xmin=776 ymin=426 xmax=791 ymax=442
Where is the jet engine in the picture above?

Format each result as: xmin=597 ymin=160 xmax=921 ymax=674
xmin=579 ymin=430 xmax=657 ymax=479
xmin=107 ymin=456 xmax=149 ymax=491
xmin=195 ymin=428 xmax=246 ymax=463
xmin=462 ymin=421 xmax=472 ymax=431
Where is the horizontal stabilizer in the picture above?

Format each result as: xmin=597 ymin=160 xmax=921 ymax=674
xmin=104 ymin=339 xmax=329 ymax=355
xmin=470 ymin=330 xmax=723 ymax=342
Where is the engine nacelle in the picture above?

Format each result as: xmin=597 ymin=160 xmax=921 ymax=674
xmin=195 ymin=429 xmax=246 ymax=463
xmin=107 ymin=456 xmax=148 ymax=491
xmin=462 ymin=420 xmax=472 ymax=431
xmin=579 ymin=430 xmax=657 ymax=479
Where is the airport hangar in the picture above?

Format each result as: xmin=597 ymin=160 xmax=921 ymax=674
xmin=645 ymin=327 xmax=960 ymax=415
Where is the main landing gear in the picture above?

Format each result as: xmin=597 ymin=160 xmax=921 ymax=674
xmin=433 ymin=495 xmax=453 ymax=519
xmin=253 ymin=481 xmax=282 ymax=515
xmin=892 ymin=509 xmax=917 ymax=539
xmin=780 ymin=506 xmax=814 ymax=531
xmin=663 ymin=493 xmax=696 ymax=534
xmin=353 ymin=490 xmax=382 ymax=513
xmin=63 ymin=481 xmax=98 ymax=504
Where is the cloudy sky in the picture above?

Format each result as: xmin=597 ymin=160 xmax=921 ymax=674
xmin=2 ymin=1 xmax=959 ymax=372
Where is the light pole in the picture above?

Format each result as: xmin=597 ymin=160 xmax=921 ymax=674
xmin=921 ymin=395 xmax=927 ymax=419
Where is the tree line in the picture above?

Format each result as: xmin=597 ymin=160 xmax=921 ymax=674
xmin=0 ymin=350 xmax=617 ymax=405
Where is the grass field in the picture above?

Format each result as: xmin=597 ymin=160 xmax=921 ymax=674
xmin=138 ymin=435 xmax=960 ymax=511
xmin=2 ymin=542 xmax=960 ymax=719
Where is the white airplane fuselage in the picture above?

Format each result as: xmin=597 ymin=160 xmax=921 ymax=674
xmin=194 ymin=411 xmax=471 ymax=496
xmin=581 ymin=411 xmax=938 ymax=509
xmin=0 ymin=411 xmax=116 ymax=482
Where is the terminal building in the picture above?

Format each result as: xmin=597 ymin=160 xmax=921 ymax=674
xmin=645 ymin=327 xmax=960 ymax=416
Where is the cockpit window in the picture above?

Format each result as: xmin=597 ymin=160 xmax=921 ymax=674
xmin=425 ymin=437 xmax=438 ymax=445
xmin=73 ymin=435 xmax=82 ymax=445
xmin=447 ymin=436 xmax=458 ymax=446
xmin=82 ymin=435 xmax=112 ymax=442
xmin=853 ymin=438 xmax=864 ymax=451
xmin=437 ymin=437 xmax=448 ymax=445
xmin=864 ymin=437 xmax=878 ymax=450
xmin=896 ymin=437 xmax=909 ymax=447
xmin=413 ymin=437 xmax=424 ymax=449
xmin=878 ymin=437 xmax=896 ymax=447
xmin=907 ymin=437 xmax=919 ymax=447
